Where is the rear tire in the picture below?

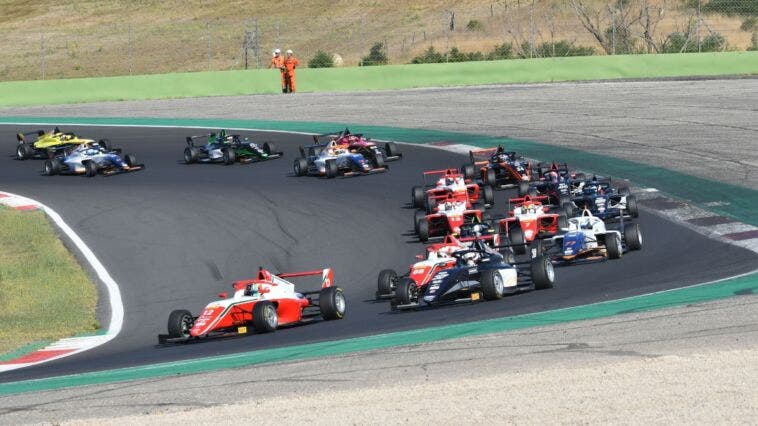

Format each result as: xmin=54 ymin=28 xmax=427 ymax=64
xmin=411 ymin=186 xmax=425 ymax=208
xmin=418 ymin=220 xmax=430 ymax=242
xmin=425 ymin=195 xmax=437 ymax=214
xmin=461 ymin=164 xmax=475 ymax=179
xmin=372 ymin=153 xmax=385 ymax=169
xmin=414 ymin=210 xmax=427 ymax=234
xmin=377 ymin=269 xmax=398 ymax=297
xmin=618 ymin=186 xmax=631 ymax=196
xmin=485 ymin=168 xmax=496 ymax=186
xmin=562 ymin=202 xmax=574 ymax=218
xmin=325 ymin=159 xmax=338 ymax=178
xmin=167 ymin=309 xmax=193 ymax=338
xmin=624 ymin=223 xmax=642 ymax=251
xmin=294 ymin=158 xmax=308 ymax=176
xmin=394 ymin=278 xmax=417 ymax=305
xmin=518 ymin=181 xmax=530 ymax=197
xmin=222 ymin=148 xmax=236 ymax=165
xmin=98 ymin=139 xmax=110 ymax=151
xmin=557 ymin=214 xmax=568 ymax=230
xmin=17 ymin=143 xmax=33 ymax=160
xmin=184 ymin=147 xmax=198 ymax=164
xmin=606 ymin=233 xmax=623 ymax=259
xmin=124 ymin=154 xmax=136 ymax=167
xmin=319 ymin=286 xmax=346 ymax=320
xmin=531 ymin=255 xmax=555 ymax=289
xmin=482 ymin=185 xmax=494 ymax=207
xmin=84 ymin=161 xmax=98 ymax=177
xmin=509 ymin=225 xmax=526 ymax=255
xmin=626 ymin=195 xmax=639 ymax=218
xmin=480 ymin=269 xmax=505 ymax=300
xmin=252 ymin=301 xmax=278 ymax=333
xmin=263 ymin=142 xmax=276 ymax=155
xmin=43 ymin=159 xmax=60 ymax=176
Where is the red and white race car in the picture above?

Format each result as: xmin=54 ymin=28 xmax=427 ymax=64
xmin=411 ymin=168 xmax=494 ymax=213
xmin=497 ymin=195 xmax=568 ymax=254
xmin=158 ymin=267 xmax=346 ymax=344
xmin=414 ymin=196 xmax=485 ymax=242
xmin=313 ymin=128 xmax=402 ymax=164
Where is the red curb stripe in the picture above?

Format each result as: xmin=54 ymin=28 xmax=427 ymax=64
xmin=0 ymin=349 xmax=75 ymax=365
xmin=723 ymin=230 xmax=758 ymax=241
xmin=13 ymin=205 xmax=38 ymax=211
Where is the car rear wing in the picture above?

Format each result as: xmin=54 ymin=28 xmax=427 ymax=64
xmin=468 ymin=148 xmax=498 ymax=165
xmin=16 ymin=130 xmax=47 ymax=143
xmin=278 ymin=268 xmax=334 ymax=288
xmin=422 ymin=168 xmax=462 ymax=186
xmin=185 ymin=130 xmax=238 ymax=147
xmin=508 ymin=194 xmax=550 ymax=206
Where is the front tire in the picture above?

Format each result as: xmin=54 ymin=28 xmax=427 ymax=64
xmin=482 ymin=185 xmax=494 ymax=207
xmin=124 ymin=154 xmax=137 ymax=168
xmin=84 ymin=161 xmax=98 ymax=177
xmin=222 ymin=148 xmax=236 ymax=165
xmin=325 ymin=159 xmax=338 ymax=178
xmin=606 ymin=233 xmax=623 ymax=259
xmin=184 ymin=147 xmax=198 ymax=164
xmin=461 ymin=163 xmax=476 ymax=179
xmin=480 ymin=269 xmax=505 ymax=300
xmin=414 ymin=210 xmax=426 ymax=234
xmin=167 ymin=309 xmax=194 ymax=338
xmin=385 ymin=142 xmax=400 ymax=158
xmin=509 ymin=225 xmax=527 ymax=255
xmin=418 ymin=220 xmax=430 ymax=242
xmin=263 ymin=142 xmax=276 ymax=155
xmin=626 ymin=195 xmax=639 ymax=218
xmin=531 ymin=255 xmax=555 ymax=289
xmin=294 ymin=158 xmax=308 ymax=176
xmin=411 ymin=186 xmax=425 ymax=208
xmin=377 ymin=269 xmax=398 ymax=297
xmin=98 ymin=139 xmax=111 ymax=151
xmin=252 ymin=301 xmax=278 ymax=333
xmin=485 ymin=168 xmax=496 ymax=186
xmin=624 ymin=223 xmax=642 ymax=251
xmin=319 ymin=286 xmax=346 ymax=320
xmin=43 ymin=159 xmax=60 ymax=176
xmin=518 ymin=181 xmax=530 ymax=197
xmin=394 ymin=278 xmax=417 ymax=305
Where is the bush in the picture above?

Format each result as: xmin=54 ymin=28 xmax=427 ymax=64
xmin=411 ymin=46 xmax=445 ymax=63
xmin=750 ymin=32 xmax=758 ymax=50
xmin=741 ymin=16 xmax=758 ymax=31
xmin=662 ymin=31 xmax=726 ymax=52
xmin=486 ymin=43 xmax=513 ymax=60
xmin=308 ymin=50 xmax=334 ymax=68
xmin=701 ymin=0 xmax=758 ymax=17
xmin=448 ymin=47 xmax=485 ymax=62
xmin=466 ymin=19 xmax=485 ymax=32
xmin=361 ymin=42 xmax=388 ymax=66
xmin=519 ymin=40 xmax=595 ymax=58
xmin=604 ymin=25 xmax=640 ymax=54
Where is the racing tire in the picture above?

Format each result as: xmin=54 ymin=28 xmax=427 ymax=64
xmin=325 ymin=159 xmax=338 ymax=178
xmin=184 ymin=147 xmax=199 ymax=164
xmin=518 ymin=181 xmax=530 ymax=197
xmin=385 ymin=142 xmax=400 ymax=158
xmin=167 ymin=309 xmax=194 ymax=338
xmin=222 ymin=148 xmax=236 ymax=165
xmin=618 ymin=186 xmax=632 ymax=197
xmin=485 ymin=168 xmax=497 ymax=186
xmin=411 ymin=186 xmax=425 ymax=209
xmin=425 ymin=195 xmax=437 ymax=214
xmin=394 ymin=278 xmax=417 ymax=305
xmin=263 ymin=142 xmax=276 ymax=155
xmin=414 ymin=209 xmax=427 ymax=234
xmin=294 ymin=158 xmax=308 ymax=176
xmin=319 ymin=286 xmax=346 ymax=320
xmin=624 ymin=223 xmax=643 ymax=251
xmin=626 ymin=195 xmax=639 ymax=218
xmin=559 ymin=194 xmax=571 ymax=207
xmin=482 ymin=185 xmax=494 ymax=207
xmin=372 ymin=153 xmax=385 ymax=169
xmin=418 ymin=220 xmax=430 ymax=242
xmin=124 ymin=154 xmax=137 ymax=168
xmin=509 ymin=225 xmax=527 ymax=255
xmin=98 ymin=138 xmax=111 ymax=151
xmin=84 ymin=161 xmax=98 ymax=178
xmin=501 ymin=247 xmax=516 ymax=264
xmin=43 ymin=159 xmax=61 ymax=176
xmin=531 ymin=255 xmax=555 ymax=290
xmin=557 ymin=214 xmax=568 ymax=230
xmin=481 ymin=269 xmax=505 ymax=301
xmin=461 ymin=163 xmax=476 ymax=180
xmin=377 ymin=269 xmax=398 ymax=297
xmin=606 ymin=233 xmax=623 ymax=259
xmin=252 ymin=301 xmax=278 ymax=333
xmin=562 ymin=202 xmax=574 ymax=218
xmin=16 ymin=143 xmax=33 ymax=160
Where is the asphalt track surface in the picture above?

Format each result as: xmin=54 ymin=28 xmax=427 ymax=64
xmin=1 ymin=124 xmax=756 ymax=383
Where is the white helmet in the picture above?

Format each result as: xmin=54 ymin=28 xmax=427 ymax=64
xmin=286 ymin=49 xmax=293 ymax=54
xmin=273 ymin=48 xmax=281 ymax=54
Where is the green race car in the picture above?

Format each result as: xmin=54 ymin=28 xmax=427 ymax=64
xmin=184 ymin=130 xmax=283 ymax=165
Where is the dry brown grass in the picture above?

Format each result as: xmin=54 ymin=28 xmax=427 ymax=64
xmin=0 ymin=0 xmax=751 ymax=81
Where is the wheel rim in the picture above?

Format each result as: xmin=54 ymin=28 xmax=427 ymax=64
xmin=637 ymin=232 xmax=642 ymax=246
xmin=494 ymin=273 xmax=504 ymax=294
xmin=180 ymin=314 xmax=192 ymax=337
xmin=44 ymin=163 xmax=51 ymax=174
xmin=335 ymin=292 xmax=346 ymax=314
xmin=294 ymin=162 xmax=300 ymax=174
xmin=545 ymin=261 xmax=555 ymax=282
xmin=17 ymin=146 xmax=24 ymax=159
xmin=265 ymin=305 xmax=278 ymax=328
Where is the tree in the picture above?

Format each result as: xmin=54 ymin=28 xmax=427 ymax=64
xmin=487 ymin=43 xmax=514 ymax=60
xmin=361 ymin=42 xmax=388 ymax=66
xmin=410 ymin=46 xmax=445 ymax=63
xmin=308 ymin=50 xmax=334 ymax=68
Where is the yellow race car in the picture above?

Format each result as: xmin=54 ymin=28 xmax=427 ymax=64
xmin=16 ymin=127 xmax=109 ymax=160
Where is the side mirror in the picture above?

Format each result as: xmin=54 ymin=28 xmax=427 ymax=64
xmin=218 ymin=292 xmax=228 ymax=299
xmin=415 ymin=254 xmax=424 ymax=260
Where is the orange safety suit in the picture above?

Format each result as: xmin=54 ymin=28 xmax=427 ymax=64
xmin=270 ymin=55 xmax=286 ymax=92
xmin=283 ymin=55 xmax=300 ymax=93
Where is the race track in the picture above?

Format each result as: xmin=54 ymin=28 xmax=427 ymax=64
xmin=1 ymin=124 xmax=756 ymax=383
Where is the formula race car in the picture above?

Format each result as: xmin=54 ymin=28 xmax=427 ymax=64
xmin=411 ymin=168 xmax=493 ymax=212
xmin=42 ymin=142 xmax=143 ymax=177
xmin=564 ymin=177 xmax=638 ymax=220
xmin=496 ymin=195 xmax=568 ymax=254
xmin=533 ymin=209 xmax=642 ymax=265
xmin=16 ymin=127 xmax=109 ymax=160
xmin=158 ymin=267 xmax=345 ymax=344
xmin=523 ymin=162 xmax=586 ymax=207
xmin=313 ymin=128 xmax=401 ymax=164
xmin=390 ymin=239 xmax=555 ymax=311
xmin=377 ymin=224 xmax=509 ymax=299
xmin=294 ymin=139 xmax=386 ymax=178
xmin=184 ymin=130 xmax=282 ymax=165
xmin=414 ymin=197 xmax=485 ymax=242
xmin=463 ymin=145 xmax=534 ymax=190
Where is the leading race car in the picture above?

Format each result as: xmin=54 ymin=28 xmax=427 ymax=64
xmin=313 ymin=128 xmax=401 ymax=164
xmin=158 ymin=267 xmax=345 ymax=344
xmin=390 ymin=238 xmax=555 ymax=311
xmin=184 ymin=130 xmax=282 ymax=165
xmin=533 ymin=209 xmax=642 ymax=265
xmin=43 ymin=141 xmax=143 ymax=177
xmin=16 ymin=127 xmax=109 ymax=160
xmin=294 ymin=139 xmax=386 ymax=178
xmin=411 ymin=168 xmax=493 ymax=212
xmin=463 ymin=145 xmax=534 ymax=190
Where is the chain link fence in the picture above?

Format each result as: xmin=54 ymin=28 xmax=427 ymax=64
xmin=1 ymin=0 xmax=755 ymax=81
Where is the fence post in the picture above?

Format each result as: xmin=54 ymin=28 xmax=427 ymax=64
xmin=206 ymin=22 xmax=212 ymax=71
xmin=528 ymin=0 xmax=535 ymax=58
xmin=128 ymin=23 xmax=133 ymax=75
xmin=697 ymin=0 xmax=701 ymax=53
xmin=40 ymin=32 xmax=45 ymax=80
xmin=254 ymin=18 xmax=260 ymax=69
xmin=609 ymin=6 xmax=616 ymax=55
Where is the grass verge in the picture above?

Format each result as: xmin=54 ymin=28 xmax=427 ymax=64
xmin=0 ymin=51 xmax=756 ymax=107
xmin=0 ymin=208 xmax=98 ymax=356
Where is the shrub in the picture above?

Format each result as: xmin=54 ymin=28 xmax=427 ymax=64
xmin=749 ymin=32 xmax=758 ymax=50
xmin=448 ymin=47 xmax=485 ymax=62
xmin=662 ymin=31 xmax=726 ymax=52
xmin=519 ymin=40 xmax=595 ymax=58
xmin=701 ymin=0 xmax=758 ymax=17
xmin=361 ymin=42 xmax=388 ymax=66
xmin=466 ymin=19 xmax=485 ymax=32
xmin=308 ymin=50 xmax=334 ymax=68
xmin=486 ymin=43 xmax=513 ymax=60
xmin=741 ymin=16 xmax=758 ymax=31
xmin=410 ymin=46 xmax=445 ymax=63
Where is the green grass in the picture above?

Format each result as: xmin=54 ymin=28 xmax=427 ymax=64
xmin=0 ymin=51 xmax=756 ymax=107
xmin=0 ymin=208 xmax=98 ymax=356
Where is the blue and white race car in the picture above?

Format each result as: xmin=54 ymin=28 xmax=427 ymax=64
xmin=533 ymin=209 xmax=642 ymax=265
xmin=566 ymin=180 xmax=638 ymax=220
xmin=293 ymin=140 xmax=387 ymax=178
xmin=43 ymin=142 xmax=143 ymax=177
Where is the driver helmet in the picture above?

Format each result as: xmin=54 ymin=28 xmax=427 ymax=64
xmin=548 ymin=171 xmax=559 ymax=183
xmin=583 ymin=184 xmax=599 ymax=196
xmin=445 ymin=177 xmax=454 ymax=186
xmin=462 ymin=251 xmax=479 ymax=266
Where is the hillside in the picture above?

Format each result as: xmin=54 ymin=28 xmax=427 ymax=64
xmin=0 ymin=0 xmax=753 ymax=81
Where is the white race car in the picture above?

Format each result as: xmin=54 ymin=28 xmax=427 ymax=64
xmin=293 ymin=140 xmax=387 ymax=178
